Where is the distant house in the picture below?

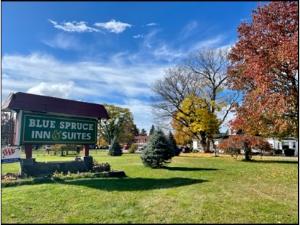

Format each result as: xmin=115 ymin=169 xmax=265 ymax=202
xmin=134 ymin=135 xmax=149 ymax=148
xmin=192 ymin=133 xmax=229 ymax=153
xmin=192 ymin=132 xmax=299 ymax=156
xmin=265 ymin=137 xmax=298 ymax=156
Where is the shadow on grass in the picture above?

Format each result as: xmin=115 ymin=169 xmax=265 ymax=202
xmin=246 ymin=159 xmax=298 ymax=164
xmin=2 ymin=177 xmax=207 ymax=191
xmin=163 ymin=166 xmax=219 ymax=171
xmin=63 ymin=177 xmax=207 ymax=191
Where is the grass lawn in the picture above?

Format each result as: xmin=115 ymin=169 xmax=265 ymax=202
xmin=1 ymin=151 xmax=298 ymax=224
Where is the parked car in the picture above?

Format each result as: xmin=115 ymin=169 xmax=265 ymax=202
xmin=284 ymin=148 xmax=295 ymax=156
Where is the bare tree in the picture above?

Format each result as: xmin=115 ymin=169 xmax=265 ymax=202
xmin=152 ymin=48 xmax=239 ymax=152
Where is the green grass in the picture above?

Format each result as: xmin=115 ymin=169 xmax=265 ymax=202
xmin=1 ymin=151 xmax=298 ymax=224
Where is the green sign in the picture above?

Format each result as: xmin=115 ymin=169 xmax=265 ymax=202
xmin=20 ymin=112 xmax=97 ymax=144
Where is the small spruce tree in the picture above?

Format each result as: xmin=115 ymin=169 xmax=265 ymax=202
xmin=141 ymin=129 xmax=174 ymax=168
xmin=108 ymin=137 xmax=122 ymax=156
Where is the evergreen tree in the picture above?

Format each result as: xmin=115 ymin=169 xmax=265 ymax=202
xmin=140 ymin=128 xmax=147 ymax=136
xmin=132 ymin=124 xmax=140 ymax=136
xmin=140 ymin=130 xmax=174 ymax=168
xmin=168 ymin=131 xmax=180 ymax=156
xmin=149 ymin=125 xmax=155 ymax=135
xmin=108 ymin=137 xmax=122 ymax=156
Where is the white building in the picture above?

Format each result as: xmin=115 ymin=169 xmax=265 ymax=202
xmin=192 ymin=135 xmax=298 ymax=156
xmin=265 ymin=137 xmax=298 ymax=156
xmin=192 ymin=133 xmax=228 ymax=153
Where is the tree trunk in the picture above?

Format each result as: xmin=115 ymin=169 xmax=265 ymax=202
xmin=199 ymin=131 xmax=207 ymax=152
xmin=244 ymin=142 xmax=251 ymax=161
xmin=205 ymin=139 xmax=211 ymax=153
xmin=212 ymin=140 xmax=218 ymax=157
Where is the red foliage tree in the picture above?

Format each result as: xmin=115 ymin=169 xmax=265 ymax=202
xmin=218 ymin=135 xmax=271 ymax=160
xmin=227 ymin=1 xmax=298 ymax=138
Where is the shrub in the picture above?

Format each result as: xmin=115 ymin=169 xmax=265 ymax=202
xmin=93 ymin=162 xmax=111 ymax=172
xmin=141 ymin=129 xmax=174 ymax=168
xmin=128 ymin=144 xmax=138 ymax=153
xmin=51 ymin=144 xmax=79 ymax=156
xmin=192 ymin=149 xmax=199 ymax=153
xmin=108 ymin=138 xmax=122 ymax=156
xmin=52 ymin=171 xmax=96 ymax=180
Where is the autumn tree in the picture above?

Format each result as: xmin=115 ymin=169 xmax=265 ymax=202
xmin=218 ymin=135 xmax=271 ymax=161
xmin=174 ymin=94 xmax=220 ymax=151
xmin=227 ymin=1 xmax=298 ymax=138
xmin=153 ymin=49 xmax=239 ymax=151
xmin=172 ymin=118 xmax=193 ymax=146
xmin=99 ymin=104 xmax=137 ymax=145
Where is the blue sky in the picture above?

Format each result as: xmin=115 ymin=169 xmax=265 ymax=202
xmin=2 ymin=2 xmax=259 ymax=132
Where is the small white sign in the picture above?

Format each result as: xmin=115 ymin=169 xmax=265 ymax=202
xmin=1 ymin=146 xmax=21 ymax=163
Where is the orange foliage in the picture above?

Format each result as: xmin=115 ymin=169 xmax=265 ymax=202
xmin=227 ymin=2 xmax=298 ymax=137
xmin=218 ymin=135 xmax=271 ymax=152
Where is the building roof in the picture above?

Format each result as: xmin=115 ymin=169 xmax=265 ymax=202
xmin=2 ymin=92 xmax=109 ymax=119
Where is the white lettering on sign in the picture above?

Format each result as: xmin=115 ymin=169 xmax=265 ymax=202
xmin=29 ymin=119 xmax=35 ymax=127
xmin=58 ymin=121 xmax=92 ymax=130
xmin=83 ymin=124 xmax=88 ymax=130
xmin=24 ymin=115 xmax=96 ymax=143
xmin=50 ymin=121 xmax=56 ymax=128
xmin=31 ymin=131 xmax=51 ymax=139
xmin=29 ymin=119 xmax=56 ymax=128
xmin=60 ymin=132 xmax=92 ymax=140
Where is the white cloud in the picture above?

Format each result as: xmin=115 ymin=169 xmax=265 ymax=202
xmin=146 ymin=23 xmax=157 ymax=27
xmin=27 ymin=82 xmax=74 ymax=99
xmin=94 ymin=19 xmax=131 ymax=33
xmin=3 ymin=30 xmax=231 ymax=131
xmin=180 ymin=21 xmax=198 ymax=40
xmin=152 ymin=44 xmax=184 ymax=62
xmin=2 ymin=53 xmax=168 ymax=131
xmin=43 ymin=33 xmax=82 ymax=50
xmin=133 ymin=34 xmax=144 ymax=39
xmin=117 ymin=99 xmax=154 ymax=132
xmin=188 ymin=35 xmax=225 ymax=52
xmin=49 ymin=19 xmax=99 ymax=33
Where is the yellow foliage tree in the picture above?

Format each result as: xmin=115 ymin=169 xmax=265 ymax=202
xmin=174 ymin=95 xmax=220 ymax=151
xmin=172 ymin=118 xmax=193 ymax=146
